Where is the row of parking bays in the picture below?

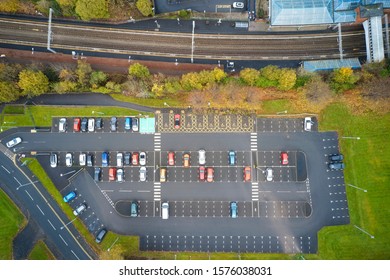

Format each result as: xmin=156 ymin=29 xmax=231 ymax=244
xmin=115 ymin=200 xmax=310 ymax=218
xmin=52 ymin=117 xmax=141 ymax=133
xmin=256 ymin=118 xmax=316 ymax=133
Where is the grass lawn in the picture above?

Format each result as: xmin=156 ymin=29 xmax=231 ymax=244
xmin=28 ymin=240 xmax=55 ymax=260
xmin=317 ymin=103 xmax=390 ymax=259
xmin=0 ymin=189 xmax=26 ymax=259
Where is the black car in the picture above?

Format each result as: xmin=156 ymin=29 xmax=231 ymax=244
xmin=87 ymin=154 xmax=94 ymax=167
xmin=110 ymin=116 xmax=117 ymax=132
xmin=94 ymin=167 xmax=102 ymax=181
xmin=328 ymin=162 xmax=345 ymax=171
xmin=329 ymin=154 xmax=344 ymax=162
xmin=124 ymin=152 xmax=131 ymax=165
xmin=81 ymin=118 xmax=88 ymax=132
xmin=96 ymin=118 xmax=103 ymax=129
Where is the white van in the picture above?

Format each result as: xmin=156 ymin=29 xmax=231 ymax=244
xmin=161 ymin=202 xmax=169 ymax=219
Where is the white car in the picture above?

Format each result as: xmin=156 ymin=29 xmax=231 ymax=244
xmin=117 ymin=152 xmax=123 ymax=167
xmin=139 ymin=166 xmax=147 ymax=182
xmin=198 ymin=149 xmax=206 ymax=165
xmin=79 ymin=153 xmax=86 ymax=166
xmin=139 ymin=152 xmax=146 ymax=166
xmin=232 ymin=2 xmax=244 ymax=8
xmin=50 ymin=153 xmax=57 ymax=168
xmin=6 ymin=137 xmax=22 ymax=148
xmin=66 ymin=153 xmax=73 ymax=167
xmin=73 ymin=203 xmax=87 ymax=216
xmin=304 ymin=117 xmax=314 ymax=131
xmin=266 ymin=168 xmax=273 ymax=182
xmin=117 ymin=168 xmax=124 ymax=182
xmin=59 ymin=118 xmax=67 ymax=132
xmin=88 ymin=118 xmax=95 ymax=132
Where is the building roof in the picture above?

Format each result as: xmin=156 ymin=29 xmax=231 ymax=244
xmin=303 ymin=58 xmax=361 ymax=72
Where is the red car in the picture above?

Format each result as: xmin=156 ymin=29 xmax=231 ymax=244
xmin=206 ymin=167 xmax=214 ymax=183
xmin=168 ymin=152 xmax=175 ymax=166
xmin=174 ymin=114 xmax=181 ymax=129
xmin=132 ymin=152 xmax=139 ymax=165
xmin=199 ymin=166 xmax=206 ymax=181
xmin=109 ymin=168 xmax=116 ymax=181
xmin=243 ymin=166 xmax=251 ymax=182
xmin=73 ymin=118 xmax=81 ymax=132
xmin=281 ymin=152 xmax=288 ymax=165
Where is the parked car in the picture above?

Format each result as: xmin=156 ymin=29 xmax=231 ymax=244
xmin=304 ymin=117 xmax=314 ymax=131
xmin=95 ymin=118 xmax=103 ymax=130
xmin=65 ymin=153 xmax=73 ymax=167
xmin=125 ymin=117 xmax=132 ymax=131
xmin=110 ymin=116 xmax=117 ymax=132
xmin=6 ymin=137 xmax=22 ymax=148
xmin=160 ymin=167 xmax=167 ymax=182
xmin=168 ymin=152 xmax=175 ymax=166
xmin=130 ymin=201 xmax=139 ymax=217
xmin=329 ymin=154 xmax=344 ymax=162
xmin=102 ymin=152 xmax=109 ymax=167
xmin=132 ymin=152 xmax=139 ymax=165
xmin=281 ymin=152 xmax=289 ymax=165
xmin=109 ymin=168 xmax=116 ymax=181
xmin=139 ymin=152 xmax=146 ymax=166
xmin=50 ymin=153 xmax=57 ymax=168
xmin=73 ymin=203 xmax=87 ymax=216
xmin=243 ymin=166 xmax=251 ymax=182
xmin=59 ymin=118 xmax=67 ymax=132
xmin=174 ymin=114 xmax=181 ymax=129
xmin=117 ymin=168 xmax=124 ymax=182
xmin=117 ymin=152 xmax=123 ymax=167
xmin=232 ymin=2 xmax=244 ymax=8
xmin=88 ymin=118 xmax=95 ymax=132
xmin=266 ymin=168 xmax=273 ymax=182
xmin=124 ymin=152 xmax=131 ymax=165
xmin=198 ymin=149 xmax=206 ymax=165
xmin=183 ymin=153 xmax=190 ymax=168
xmin=230 ymin=201 xmax=238 ymax=218
xmin=95 ymin=228 xmax=107 ymax=244
xmin=199 ymin=166 xmax=206 ymax=181
xmin=228 ymin=150 xmax=236 ymax=166
xmin=329 ymin=162 xmax=345 ymax=170
xmin=206 ymin=167 xmax=214 ymax=183
xmin=132 ymin=117 xmax=139 ymax=132
xmin=87 ymin=154 xmax=93 ymax=167
xmin=139 ymin=166 xmax=147 ymax=181
xmin=161 ymin=202 xmax=169 ymax=219
xmin=63 ymin=191 xmax=76 ymax=203
xmin=81 ymin=118 xmax=88 ymax=132
xmin=94 ymin=167 xmax=102 ymax=181
xmin=73 ymin=118 xmax=80 ymax=132
xmin=79 ymin=153 xmax=86 ymax=166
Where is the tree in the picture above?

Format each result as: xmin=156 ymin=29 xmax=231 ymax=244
xmin=0 ymin=63 xmax=23 ymax=82
xmin=181 ymin=72 xmax=203 ymax=91
xmin=331 ymin=67 xmax=359 ymax=93
xmin=239 ymin=68 xmax=259 ymax=86
xmin=136 ymin=0 xmax=153 ymax=17
xmin=261 ymin=65 xmax=281 ymax=81
xmin=90 ymin=71 xmax=107 ymax=89
xmin=53 ymin=81 xmax=78 ymax=93
xmin=277 ymin=68 xmax=297 ymax=91
xmin=59 ymin=68 xmax=77 ymax=82
xmin=0 ymin=82 xmax=22 ymax=102
xmin=0 ymin=0 xmax=19 ymax=13
xmin=211 ymin=67 xmax=227 ymax=83
xmin=75 ymin=0 xmax=109 ymax=21
xmin=18 ymin=69 xmax=49 ymax=96
xmin=305 ymin=75 xmax=332 ymax=103
xmin=129 ymin=63 xmax=150 ymax=80
xmin=75 ymin=60 xmax=92 ymax=88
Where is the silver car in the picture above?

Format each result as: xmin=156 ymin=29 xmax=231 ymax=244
xmin=59 ymin=118 xmax=67 ymax=132
xmin=198 ymin=149 xmax=206 ymax=165
xmin=266 ymin=168 xmax=273 ymax=182
xmin=66 ymin=153 xmax=73 ymax=167
xmin=139 ymin=152 xmax=146 ymax=166
xmin=6 ymin=137 xmax=22 ymax=148
xmin=117 ymin=168 xmax=124 ymax=182
xmin=50 ymin=153 xmax=57 ymax=168
xmin=117 ymin=152 xmax=123 ymax=167
xmin=139 ymin=166 xmax=147 ymax=182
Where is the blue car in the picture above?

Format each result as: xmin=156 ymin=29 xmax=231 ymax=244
xmin=125 ymin=117 xmax=132 ymax=131
xmin=228 ymin=150 xmax=236 ymax=165
xmin=230 ymin=201 xmax=238 ymax=218
xmin=102 ymin=152 xmax=109 ymax=167
xmin=63 ymin=191 xmax=76 ymax=203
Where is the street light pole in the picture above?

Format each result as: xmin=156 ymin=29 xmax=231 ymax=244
xmin=191 ymin=21 xmax=195 ymax=63
xmin=346 ymin=183 xmax=367 ymax=193
xmin=341 ymin=136 xmax=360 ymax=140
xmin=354 ymin=225 xmax=374 ymax=239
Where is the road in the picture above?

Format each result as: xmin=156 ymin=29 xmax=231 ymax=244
xmin=0 ymin=142 xmax=96 ymax=260
xmin=0 ymin=16 xmax=366 ymax=61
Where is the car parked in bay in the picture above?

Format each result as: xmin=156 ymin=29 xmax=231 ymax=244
xmin=50 ymin=153 xmax=57 ymax=168
xmin=230 ymin=201 xmax=238 ymax=218
xmin=281 ymin=152 xmax=288 ymax=165
xmin=168 ymin=152 xmax=175 ymax=166
xmin=199 ymin=166 xmax=206 ymax=181
xmin=65 ymin=153 xmax=73 ymax=167
xmin=132 ymin=117 xmax=139 ymax=132
xmin=63 ymin=191 xmax=76 ymax=203
xmin=329 ymin=154 xmax=344 ymax=162
xmin=228 ymin=150 xmax=236 ymax=166
xmin=183 ymin=153 xmax=190 ymax=168
xmin=206 ymin=167 xmax=214 ymax=183
xmin=130 ymin=201 xmax=139 ymax=217
xmin=102 ymin=152 xmax=109 ymax=167
xmin=198 ymin=149 xmax=206 ymax=165
xmin=81 ymin=118 xmax=88 ymax=132
xmin=139 ymin=166 xmax=147 ymax=181
xmin=59 ymin=118 xmax=67 ymax=132
xmin=95 ymin=118 xmax=103 ymax=130
xmin=110 ymin=116 xmax=117 ymax=132
xmin=95 ymin=228 xmax=107 ymax=244
xmin=266 ymin=168 xmax=273 ymax=181
xmin=139 ymin=152 xmax=146 ymax=166
xmin=329 ymin=162 xmax=345 ymax=170
xmin=73 ymin=118 xmax=80 ymax=132
xmin=6 ymin=137 xmax=22 ymax=148
xmin=243 ymin=166 xmax=251 ymax=182
xmin=174 ymin=114 xmax=180 ymax=129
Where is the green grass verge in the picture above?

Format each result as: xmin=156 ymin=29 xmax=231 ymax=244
xmin=110 ymin=94 xmax=184 ymax=108
xmin=28 ymin=240 xmax=55 ymax=260
xmin=0 ymin=189 xmax=26 ymax=259
xmin=260 ymin=100 xmax=294 ymax=114
xmin=317 ymin=103 xmax=390 ymax=259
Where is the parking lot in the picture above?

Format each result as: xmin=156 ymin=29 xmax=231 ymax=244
xmin=10 ymin=113 xmax=349 ymax=254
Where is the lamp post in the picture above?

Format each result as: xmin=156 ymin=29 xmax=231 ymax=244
xmin=346 ymin=183 xmax=367 ymax=193
xmin=276 ymin=110 xmax=287 ymax=115
xmin=354 ymin=225 xmax=374 ymax=239
xmin=341 ymin=136 xmax=360 ymax=140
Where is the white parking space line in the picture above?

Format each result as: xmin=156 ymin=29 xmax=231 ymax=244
xmin=59 ymin=234 xmax=68 ymax=246
xmin=36 ymin=204 xmax=45 ymax=215
xmin=1 ymin=165 xmax=11 ymax=174
xmin=25 ymin=190 xmax=34 ymax=201
xmin=47 ymin=219 xmax=56 ymax=230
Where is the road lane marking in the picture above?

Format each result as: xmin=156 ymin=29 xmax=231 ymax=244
xmin=138 ymin=190 xmax=150 ymax=193
xmin=25 ymin=190 xmax=34 ymax=201
xmin=48 ymin=219 xmax=56 ymax=230
xmin=71 ymin=250 xmax=80 ymax=260
xmin=13 ymin=176 xmax=22 ymax=185
xmin=59 ymin=234 xmax=68 ymax=246
xmin=1 ymin=165 xmax=11 ymax=174
xmin=36 ymin=204 xmax=45 ymax=215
